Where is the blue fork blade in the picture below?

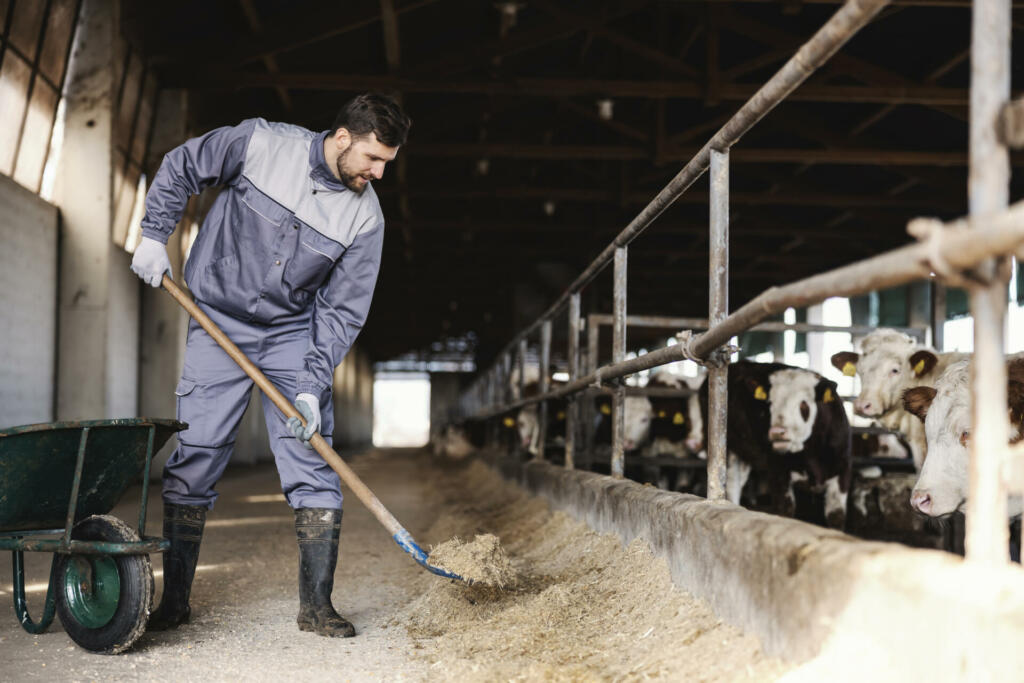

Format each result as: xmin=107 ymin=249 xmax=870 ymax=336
xmin=392 ymin=528 xmax=473 ymax=584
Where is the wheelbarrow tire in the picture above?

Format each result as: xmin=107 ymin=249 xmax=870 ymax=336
xmin=54 ymin=515 xmax=154 ymax=654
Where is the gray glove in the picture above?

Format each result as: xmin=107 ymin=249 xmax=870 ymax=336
xmin=130 ymin=236 xmax=172 ymax=287
xmin=287 ymin=393 xmax=321 ymax=447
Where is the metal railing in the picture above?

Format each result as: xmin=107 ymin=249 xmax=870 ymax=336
xmin=455 ymin=0 xmax=1020 ymax=565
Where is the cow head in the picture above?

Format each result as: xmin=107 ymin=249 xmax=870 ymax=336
xmin=516 ymin=406 xmax=538 ymax=451
xmin=833 ymin=330 xmax=937 ymax=419
xmin=623 ymin=396 xmax=654 ymax=451
xmin=767 ymin=369 xmax=831 ymax=453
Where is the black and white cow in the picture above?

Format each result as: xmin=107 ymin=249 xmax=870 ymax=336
xmin=699 ymin=361 xmax=852 ymax=528
xmin=767 ymin=367 xmax=853 ymax=528
xmin=643 ymin=372 xmax=705 ymax=490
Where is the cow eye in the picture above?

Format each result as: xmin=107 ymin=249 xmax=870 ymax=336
xmin=960 ymin=430 xmax=970 ymax=447
xmin=800 ymin=401 xmax=810 ymax=421
xmin=891 ymin=367 xmax=900 ymax=375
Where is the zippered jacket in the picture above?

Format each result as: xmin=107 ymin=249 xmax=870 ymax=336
xmin=140 ymin=118 xmax=385 ymax=396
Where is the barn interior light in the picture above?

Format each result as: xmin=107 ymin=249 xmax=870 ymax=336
xmin=495 ymin=2 xmax=523 ymax=35
xmin=543 ymin=200 xmax=557 ymax=216
xmin=476 ymin=158 xmax=490 ymax=176
xmin=597 ymin=98 xmax=614 ymax=121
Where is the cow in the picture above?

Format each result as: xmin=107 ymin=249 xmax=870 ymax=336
xmin=831 ymin=329 xmax=968 ymax=471
xmin=593 ymin=393 xmax=655 ymax=452
xmin=643 ymin=371 xmax=705 ymax=490
xmin=514 ymin=381 xmax=568 ymax=456
xmin=699 ymin=361 xmax=852 ymax=528
xmin=700 ymin=361 xmax=791 ymax=506
xmin=767 ymin=368 xmax=853 ymax=528
xmin=902 ymin=356 xmax=1024 ymax=519
xmin=851 ymin=431 xmax=910 ymax=462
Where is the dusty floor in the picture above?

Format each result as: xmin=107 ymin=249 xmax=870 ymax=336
xmin=0 ymin=449 xmax=788 ymax=681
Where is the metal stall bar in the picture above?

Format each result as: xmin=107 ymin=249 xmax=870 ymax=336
xmin=537 ymin=320 xmax=552 ymax=460
xmin=566 ymin=292 xmax=581 ymax=469
xmin=612 ymin=247 xmax=628 ymax=478
xmin=461 ymin=0 xmax=890 ymax=417
xmin=586 ymin=314 xmax=927 ymax=341
xmin=467 ymin=202 xmax=1024 ymax=417
xmin=966 ymin=0 xmax=1011 ymax=564
xmin=707 ymin=149 xmax=730 ymax=501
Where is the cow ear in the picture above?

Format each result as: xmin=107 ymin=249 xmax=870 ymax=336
xmin=816 ymin=379 xmax=838 ymax=404
xmin=908 ymin=350 xmax=938 ymax=378
xmin=831 ymin=351 xmax=859 ymax=377
xmin=902 ymin=386 xmax=937 ymax=421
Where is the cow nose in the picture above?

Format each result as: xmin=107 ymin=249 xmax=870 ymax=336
xmin=854 ymin=399 xmax=873 ymax=416
xmin=685 ymin=437 xmax=702 ymax=452
xmin=769 ymin=426 xmax=786 ymax=440
xmin=624 ymin=439 xmax=635 ymax=450
xmin=911 ymin=490 xmax=932 ymax=515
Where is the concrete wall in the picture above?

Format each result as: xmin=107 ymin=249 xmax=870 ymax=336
xmin=494 ymin=457 xmax=1024 ymax=679
xmin=0 ymin=174 xmax=59 ymax=427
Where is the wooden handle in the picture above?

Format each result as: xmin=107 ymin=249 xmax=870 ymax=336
xmin=161 ymin=275 xmax=405 ymax=537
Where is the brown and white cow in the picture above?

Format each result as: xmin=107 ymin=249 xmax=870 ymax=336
xmin=831 ymin=329 xmax=967 ymax=471
xmin=902 ymin=356 xmax=1024 ymax=518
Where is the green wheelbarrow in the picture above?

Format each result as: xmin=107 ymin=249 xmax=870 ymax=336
xmin=0 ymin=418 xmax=185 ymax=654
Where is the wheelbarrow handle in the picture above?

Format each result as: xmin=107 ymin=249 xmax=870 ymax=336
xmin=161 ymin=276 xmax=465 ymax=582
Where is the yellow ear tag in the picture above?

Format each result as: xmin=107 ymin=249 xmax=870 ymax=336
xmin=913 ymin=359 xmax=926 ymax=376
xmin=842 ymin=362 xmax=857 ymax=377
xmin=823 ymin=388 xmax=835 ymax=403
xmin=657 ymin=410 xmax=667 ymax=419
xmin=672 ymin=412 xmax=685 ymax=425
xmin=754 ymin=385 xmax=768 ymax=401
xmin=557 ymin=411 xmax=566 ymax=420
xmin=861 ymin=433 xmax=869 ymax=440
xmin=600 ymin=403 xmax=611 ymax=415
xmin=503 ymin=417 xmax=515 ymax=428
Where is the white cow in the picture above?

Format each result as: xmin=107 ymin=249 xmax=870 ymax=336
xmin=831 ymin=329 xmax=967 ymax=471
xmin=902 ymin=356 xmax=1024 ymax=518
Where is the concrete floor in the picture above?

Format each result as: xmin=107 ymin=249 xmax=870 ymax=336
xmin=0 ymin=449 xmax=435 ymax=682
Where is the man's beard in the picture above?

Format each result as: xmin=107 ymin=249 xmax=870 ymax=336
xmin=336 ymin=146 xmax=368 ymax=194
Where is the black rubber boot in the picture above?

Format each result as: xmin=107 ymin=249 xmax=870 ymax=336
xmin=295 ymin=507 xmax=356 ymax=638
xmin=148 ymin=502 xmax=206 ymax=631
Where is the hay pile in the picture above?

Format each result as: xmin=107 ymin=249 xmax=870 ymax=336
xmin=427 ymin=534 xmax=518 ymax=588
xmin=391 ymin=460 xmax=785 ymax=681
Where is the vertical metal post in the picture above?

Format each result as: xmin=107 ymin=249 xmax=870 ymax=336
xmin=966 ymin=0 xmax=1011 ymax=564
xmin=518 ymin=338 xmax=528 ymax=399
xmin=611 ymin=247 xmax=628 ymax=478
xmin=931 ymin=282 xmax=947 ymax=351
xmin=537 ymin=320 xmax=552 ymax=460
xmin=566 ymin=292 xmax=581 ymax=469
xmin=707 ymin=148 xmax=730 ymax=501
xmin=584 ymin=314 xmax=601 ymax=468
xmin=502 ymin=352 xmax=512 ymax=404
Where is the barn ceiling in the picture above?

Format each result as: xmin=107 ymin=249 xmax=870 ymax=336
xmin=135 ymin=0 xmax=1024 ymax=366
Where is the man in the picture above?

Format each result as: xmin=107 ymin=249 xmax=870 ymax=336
xmin=130 ymin=93 xmax=411 ymax=638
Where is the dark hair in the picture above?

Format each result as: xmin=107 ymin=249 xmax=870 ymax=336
xmin=331 ymin=92 xmax=411 ymax=147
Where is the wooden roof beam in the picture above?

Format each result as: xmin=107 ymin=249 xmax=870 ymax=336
xmin=172 ymin=72 xmax=975 ymax=106
xmin=404 ymin=142 xmax=978 ymax=166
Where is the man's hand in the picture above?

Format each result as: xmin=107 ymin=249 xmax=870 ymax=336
xmin=130 ymin=236 xmax=173 ymax=287
xmin=288 ymin=393 xmax=321 ymax=447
